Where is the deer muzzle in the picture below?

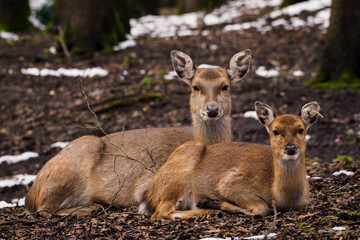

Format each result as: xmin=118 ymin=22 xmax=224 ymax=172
xmin=206 ymin=105 xmax=220 ymax=118
xmin=285 ymin=142 xmax=297 ymax=156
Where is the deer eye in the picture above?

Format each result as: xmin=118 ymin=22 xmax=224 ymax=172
xmin=222 ymin=85 xmax=229 ymax=91
xmin=192 ymin=86 xmax=199 ymax=91
xmin=297 ymin=129 xmax=304 ymax=134
xmin=273 ymin=130 xmax=280 ymax=136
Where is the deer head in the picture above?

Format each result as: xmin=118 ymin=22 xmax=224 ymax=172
xmin=170 ymin=50 xmax=252 ymax=123
xmin=255 ymin=101 xmax=320 ymax=171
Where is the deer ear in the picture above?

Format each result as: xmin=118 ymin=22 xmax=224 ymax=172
xmin=254 ymin=101 xmax=276 ymax=131
xmin=300 ymin=101 xmax=321 ymax=130
xmin=170 ymin=50 xmax=196 ymax=86
xmin=227 ymin=49 xmax=252 ymax=85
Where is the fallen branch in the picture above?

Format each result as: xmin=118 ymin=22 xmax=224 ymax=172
xmin=57 ymin=26 xmax=70 ymax=58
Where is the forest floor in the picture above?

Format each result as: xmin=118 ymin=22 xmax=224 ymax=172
xmin=0 ymin=3 xmax=360 ymax=239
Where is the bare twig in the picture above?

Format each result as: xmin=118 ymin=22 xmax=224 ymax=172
xmin=146 ymin=147 xmax=158 ymax=171
xmin=264 ymin=202 xmax=278 ymax=239
xmin=105 ymin=155 xmax=126 ymax=211
xmin=145 ymin=130 xmax=158 ymax=170
xmin=77 ymin=77 xmax=156 ymax=174
xmin=57 ymin=26 xmax=70 ymax=58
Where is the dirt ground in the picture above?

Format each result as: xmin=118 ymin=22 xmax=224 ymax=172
xmin=0 ymin=10 xmax=359 ymax=239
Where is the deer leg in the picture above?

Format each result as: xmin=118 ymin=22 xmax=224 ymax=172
xmin=151 ymin=200 xmax=213 ymax=220
xmin=215 ymin=169 xmax=270 ymax=216
xmin=169 ymin=209 xmax=213 ymax=220
xmin=197 ymin=198 xmax=255 ymax=215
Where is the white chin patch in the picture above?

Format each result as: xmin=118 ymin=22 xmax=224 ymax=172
xmin=200 ymin=113 xmax=209 ymax=121
xmin=278 ymin=152 xmax=300 ymax=171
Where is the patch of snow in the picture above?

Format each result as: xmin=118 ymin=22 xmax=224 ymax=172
xmin=209 ymin=44 xmax=219 ymax=50
xmin=293 ymin=70 xmax=305 ymax=77
xmin=29 ymin=0 xmax=48 ymax=11
xmin=0 ymin=197 xmax=26 ymax=209
xmin=198 ymin=64 xmax=221 ymax=69
xmin=244 ymin=111 xmax=258 ymax=120
xmin=0 ymin=201 xmax=16 ymax=209
xmin=130 ymin=12 xmax=200 ymax=38
xmin=127 ymin=0 xmax=330 ymax=39
xmin=49 ymin=46 xmax=57 ymax=54
xmin=307 ymin=8 xmax=331 ymax=31
xmin=224 ymin=0 xmax=330 ymax=34
xmin=312 ymin=177 xmax=322 ymax=180
xmin=204 ymin=0 xmax=281 ymax=26
xmin=255 ymin=66 xmax=279 ymax=78
xmin=0 ymin=32 xmax=19 ymax=42
xmin=0 ymin=152 xmax=39 ymax=165
xmin=244 ymin=233 xmax=277 ymax=239
xmin=333 ymin=170 xmax=355 ymax=177
xmin=270 ymin=0 xmax=331 ymax=18
xmin=113 ymin=37 xmax=137 ymax=51
xmin=29 ymin=15 xmax=45 ymax=30
xmin=200 ymin=238 xmax=231 ymax=240
xmin=21 ymin=67 xmax=109 ymax=78
xmin=29 ymin=0 xmax=49 ymax=30
xmin=129 ymin=0 xmax=282 ymax=39
xmin=332 ymin=227 xmax=346 ymax=231
xmin=0 ymin=174 xmax=37 ymax=188
xmin=307 ymin=175 xmax=322 ymax=180
xmin=201 ymin=30 xmax=210 ymax=36
xmin=50 ymin=142 xmax=69 ymax=149
xmin=223 ymin=18 xmax=269 ymax=33
xmin=164 ymin=71 xmax=178 ymax=80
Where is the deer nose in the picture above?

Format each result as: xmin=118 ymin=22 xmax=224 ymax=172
xmin=285 ymin=143 xmax=297 ymax=155
xmin=206 ymin=105 xmax=220 ymax=118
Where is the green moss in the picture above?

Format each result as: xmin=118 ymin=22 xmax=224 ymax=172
xmin=123 ymin=55 xmax=130 ymax=62
xmin=69 ymin=46 xmax=88 ymax=56
xmin=94 ymin=93 xmax=164 ymax=114
xmin=336 ymin=155 xmax=354 ymax=163
xmin=103 ymin=10 xmax=126 ymax=52
xmin=142 ymin=76 xmax=153 ymax=88
xmin=138 ymin=93 xmax=164 ymax=101
xmin=0 ymin=0 xmax=31 ymax=32
xmin=305 ymin=72 xmax=360 ymax=90
xmin=298 ymin=222 xmax=311 ymax=235
xmin=337 ymin=212 xmax=360 ymax=221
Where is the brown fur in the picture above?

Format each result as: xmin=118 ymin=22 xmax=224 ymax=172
xmin=144 ymin=101 xmax=320 ymax=220
xmin=25 ymin=50 xmax=252 ymax=217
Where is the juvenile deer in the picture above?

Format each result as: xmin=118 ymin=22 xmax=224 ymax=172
xmin=144 ymin=101 xmax=321 ymax=220
xmin=25 ymin=49 xmax=252 ymax=217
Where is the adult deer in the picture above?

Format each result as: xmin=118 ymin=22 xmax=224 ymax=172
xmin=25 ymin=49 xmax=252 ymax=217
xmin=144 ymin=101 xmax=322 ymax=220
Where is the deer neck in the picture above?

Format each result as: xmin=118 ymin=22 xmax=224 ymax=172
xmin=192 ymin=115 xmax=232 ymax=145
xmin=272 ymin=153 xmax=309 ymax=210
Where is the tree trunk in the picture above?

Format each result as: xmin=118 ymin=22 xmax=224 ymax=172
xmin=318 ymin=0 xmax=360 ymax=83
xmin=55 ymin=0 xmax=158 ymax=54
xmin=55 ymin=0 xmax=126 ymax=54
xmin=0 ymin=0 xmax=31 ymax=32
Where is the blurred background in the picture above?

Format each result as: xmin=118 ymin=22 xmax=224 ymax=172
xmin=0 ymin=0 xmax=359 ymax=221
